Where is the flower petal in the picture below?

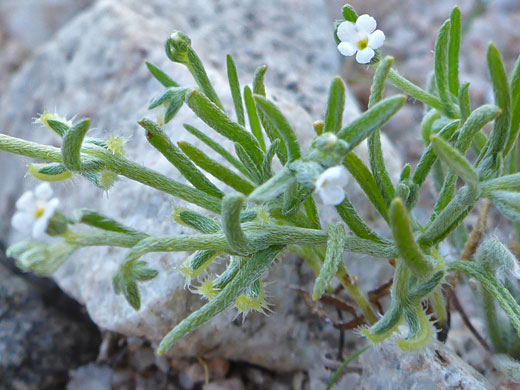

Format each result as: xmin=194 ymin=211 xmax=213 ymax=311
xmin=356 ymin=47 xmax=375 ymax=64
xmin=356 ymin=14 xmax=377 ymax=34
xmin=368 ymin=30 xmax=385 ymax=50
xmin=32 ymin=218 xmax=49 ymax=239
xmin=12 ymin=211 xmax=34 ymax=233
xmin=318 ymin=185 xmax=346 ymax=206
xmin=337 ymin=42 xmax=357 ymax=57
xmin=337 ymin=21 xmax=357 ymax=42
xmin=35 ymin=183 xmax=53 ymax=201
xmin=16 ymin=191 xmax=35 ymax=211
xmin=322 ymin=166 xmax=349 ymax=186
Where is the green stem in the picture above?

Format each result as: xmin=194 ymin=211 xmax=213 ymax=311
xmin=337 ymin=264 xmax=378 ymax=324
xmin=387 ymin=69 xmax=456 ymax=116
xmin=0 ymin=134 xmax=222 ymax=214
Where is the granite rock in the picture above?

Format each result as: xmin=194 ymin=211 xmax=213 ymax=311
xmin=0 ymin=249 xmax=100 ymax=390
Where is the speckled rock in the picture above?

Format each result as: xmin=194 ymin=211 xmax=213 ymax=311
xmin=325 ymin=339 xmax=492 ymax=390
xmin=0 ymin=252 xmax=100 ymax=390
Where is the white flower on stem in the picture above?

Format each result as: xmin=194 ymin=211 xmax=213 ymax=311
xmin=315 ymin=165 xmax=349 ymax=206
xmin=337 ymin=14 xmax=385 ymax=64
xmin=11 ymin=183 xmax=60 ymax=239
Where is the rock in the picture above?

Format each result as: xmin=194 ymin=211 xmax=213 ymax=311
xmin=0 ymin=0 xmax=94 ymax=97
xmin=206 ymin=378 xmax=244 ymax=390
xmin=0 ymin=249 xmax=100 ymax=390
xmin=0 ymin=0 xmax=94 ymax=49
xmin=67 ymin=363 xmax=112 ymax=390
xmin=320 ymin=339 xmax=492 ymax=390
xmin=343 ymin=339 xmax=491 ymax=390
xmin=0 ymin=0 xmax=400 ymax=373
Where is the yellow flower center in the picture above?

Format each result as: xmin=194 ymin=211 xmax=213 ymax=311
xmin=34 ymin=207 xmax=45 ymax=219
xmin=357 ymin=39 xmax=368 ymax=50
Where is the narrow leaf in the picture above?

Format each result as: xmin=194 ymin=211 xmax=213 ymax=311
xmin=487 ymin=191 xmax=520 ymax=223
xmin=485 ymin=43 xmax=512 ymax=160
xmin=178 ymin=141 xmax=255 ymax=195
xmin=186 ymin=46 xmax=224 ymax=109
xmin=368 ymin=56 xmax=395 ymax=205
xmin=226 ymin=55 xmax=245 ymax=126
xmin=448 ymin=7 xmax=461 ymax=96
xmin=157 ymin=246 xmax=282 ymax=355
xmin=62 ymin=118 xmax=90 ymax=171
xmin=434 ymin=19 xmax=456 ymax=117
xmin=458 ymin=82 xmax=471 ymax=124
xmin=235 ymin=143 xmax=264 ymax=184
xmin=313 ymin=223 xmax=346 ymax=300
xmin=146 ymin=62 xmax=179 ymax=87
xmin=430 ymin=135 xmax=479 ymax=184
xmin=324 ymin=76 xmax=346 ymax=134
xmin=261 ymin=138 xmax=280 ymax=180
xmin=73 ymin=209 xmax=147 ymax=237
xmin=343 ymin=152 xmax=389 ymax=222
xmin=244 ymin=86 xmax=266 ymax=151
xmin=186 ymin=89 xmax=264 ymax=166
xmin=336 ymin=196 xmax=387 ymax=243
xmin=139 ymin=119 xmax=223 ymax=198
xmin=253 ymin=65 xmax=267 ymax=97
xmin=456 ymin=104 xmax=502 ymax=153
xmin=183 ymin=124 xmax=251 ymax=179
xmin=253 ymin=95 xmax=301 ymax=162
xmin=506 ymin=54 xmax=520 ymax=156
xmin=390 ymin=198 xmax=434 ymax=278
xmin=337 ymin=95 xmax=406 ymax=149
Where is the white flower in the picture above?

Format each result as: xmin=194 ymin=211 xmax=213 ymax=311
xmin=315 ymin=165 xmax=349 ymax=205
xmin=11 ymin=183 xmax=60 ymax=239
xmin=337 ymin=14 xmax=385 ymax=64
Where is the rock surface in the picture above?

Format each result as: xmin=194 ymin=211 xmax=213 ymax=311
xmin=328 ymin=339 xmax=492 ymax=390
xmin=0 ymin=249 xmax=100 ymax=390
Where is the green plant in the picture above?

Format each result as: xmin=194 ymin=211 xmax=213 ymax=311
xmin=2 ymin=4 xmax=520 ymax=377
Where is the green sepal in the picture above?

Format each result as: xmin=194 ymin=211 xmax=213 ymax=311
xmin=342 ymin=4 xmax=358 ymax=22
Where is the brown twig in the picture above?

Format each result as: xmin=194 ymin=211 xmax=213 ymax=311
xmin=368 ymin=278 xmax=393 ymax=313
xmin=447 ymin=288 xmax=490 ymax=351
xmin=460 ymin=199 xmax=491 ymax=261
xmin=290 ymin=286 xmax=366 ymax=331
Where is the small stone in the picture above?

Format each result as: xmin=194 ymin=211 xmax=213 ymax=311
xmin=67 ymin=363 xmax=112 ymax=390
xmin=178 ymin=362 xmax=206 ymax=390
xmin=207 ymin=358 xmax=230 ymax=380
xmin=205 ymin=378 xmax=244 ymax=390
